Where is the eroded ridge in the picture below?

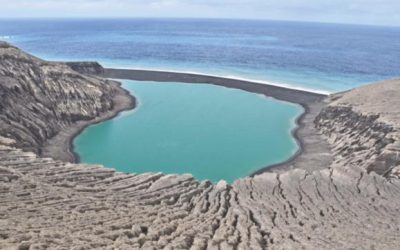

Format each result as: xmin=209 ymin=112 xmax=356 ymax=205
xmin=0 ymin=43 xmax=113 ymax=154
xmin=1 ymin=139 xmax=400 ymax=249
xmin=0 ymin=42 xmax=134 ymax=162
xmin=315 ymin=79 xmax=400 ymax=177
xmin=1 ymin=42 xmax=400 ymax=249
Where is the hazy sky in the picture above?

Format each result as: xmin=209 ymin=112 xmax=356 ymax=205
xmin=0 ymin=0 xmax=399 ymax=26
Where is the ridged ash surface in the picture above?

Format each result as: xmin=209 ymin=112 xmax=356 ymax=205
xmin=1 ymin=141 xmax=400 ymax=250
xmin=316 ymin=81 xmax=400 ymax=177
xmin=0 ymin=42 xmax=116 ymax=155
xmin=1 ymin=43 xmax=400 ymax=249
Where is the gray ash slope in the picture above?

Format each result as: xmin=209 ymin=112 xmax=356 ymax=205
xmin=1 ymin=43 xmax=400 ymax=249
xmin=0 ymin=42 xmax=125 ymax=156
xmin=0 ymin=42 xmax=135 ymax=163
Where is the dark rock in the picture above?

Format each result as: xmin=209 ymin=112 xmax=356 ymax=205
xmin=66 ymin=61 xmax=105 ymax=75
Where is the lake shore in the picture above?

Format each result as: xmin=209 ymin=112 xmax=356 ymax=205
xmin=104 ymin=68 xmax=327 ymax=106
xmin=40 ymin=80 xmax=136 ymax=163
xmin=251 ymin=100 xmax=333 ymax=175
xmin=42 ymin=66 xmax=332 ymax=175
xmin=102 ymin=68 xmax=332 ymax=175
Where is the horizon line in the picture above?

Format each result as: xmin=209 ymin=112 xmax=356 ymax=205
xmin=0 ymin=17 xmax=399 ymax=29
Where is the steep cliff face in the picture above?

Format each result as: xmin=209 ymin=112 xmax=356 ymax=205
xmin=315 ymin=80 xmax=400 ymax=177
xmin=1 ymin=43 xmax=400 ymax=249
xmin=0 ymin=42 xmax=116 ymax=155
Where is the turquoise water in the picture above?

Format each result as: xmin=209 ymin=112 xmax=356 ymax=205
xmin=74 ymin=80 xmax=303 ymax=183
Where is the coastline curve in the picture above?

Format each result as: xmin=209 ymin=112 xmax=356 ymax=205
xmin=76 ymin=67 xmax=331 ymax=175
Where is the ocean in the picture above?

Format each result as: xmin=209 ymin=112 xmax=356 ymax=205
xmin=1 ymin=19 xmax=399 ymax=182
xmin=1 ymin=18 xmax=399 ymax=92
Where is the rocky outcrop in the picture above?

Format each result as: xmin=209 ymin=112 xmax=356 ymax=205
xmin=1 ymin=43 xmax=400 ymax=249
xmin=315 ymin=80 xmax=400 ymax=178
xmin=0 ymin=42 xmax=131 ymax=158
xmin=66 ymin=62 xmax=105 ymax=75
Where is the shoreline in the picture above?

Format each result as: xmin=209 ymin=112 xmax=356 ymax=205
xmin=250 ymin=100 xmax=333 ymax=175
xmin=102 ymin=68 xmax=331 ymax=175
xmin=104 ymin=68 xmax=327 ymax=107
xmin=104 ymin=66 xmax=331 ymax=95
xmin=40 ymin=80 xmax=136 ymax=163
xmin=251 ymin=104 xmax=309 ymax=176
xmin=44 ymin=66 xmax=331 ymax=176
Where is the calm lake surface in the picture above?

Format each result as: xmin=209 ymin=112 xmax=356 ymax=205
xmin=74 ymin=80 xmax=303 ymax=183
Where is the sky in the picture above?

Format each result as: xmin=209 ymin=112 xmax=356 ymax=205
xmin=0 ymin=0 xmax=399 ymax=27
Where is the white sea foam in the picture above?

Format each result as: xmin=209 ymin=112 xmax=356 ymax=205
xmin=106 ymin=65 xmax=332 ymax=95
xmin=0 ymin=36 xmax=11 ymax=40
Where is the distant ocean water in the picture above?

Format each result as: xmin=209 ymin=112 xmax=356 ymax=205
xmin=1 ymin=18 xmax=399 ymax=92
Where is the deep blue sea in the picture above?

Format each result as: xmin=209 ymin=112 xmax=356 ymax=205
xmin=1 ymin=18 xmax=399 ymax=92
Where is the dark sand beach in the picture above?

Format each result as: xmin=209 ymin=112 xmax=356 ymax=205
xmin=41 ymin=80 xmax=136 ymax=163
xmin=104 ymin=68 xmax=326 ymax=106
